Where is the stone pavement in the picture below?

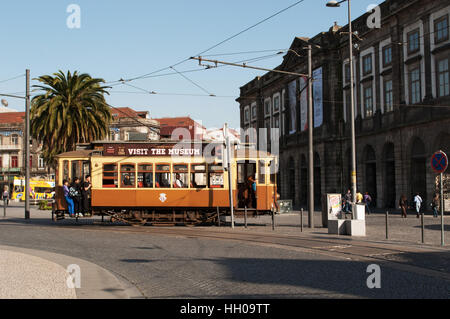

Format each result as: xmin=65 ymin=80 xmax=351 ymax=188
xmin=0 ymin=249 xmax=76 ymax=299
xmin=225 ymin=210 xmax=449 ymax=248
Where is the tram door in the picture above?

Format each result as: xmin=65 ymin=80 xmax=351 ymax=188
xmin=237 ymin=161 xmax=256 ymax=209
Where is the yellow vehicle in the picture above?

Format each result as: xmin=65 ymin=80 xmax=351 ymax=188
xmin=12 ymin=177 xmax=55 ymax=201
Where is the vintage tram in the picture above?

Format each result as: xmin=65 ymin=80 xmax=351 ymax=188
xmin=53 ymin=140 xmax=278 ymax=225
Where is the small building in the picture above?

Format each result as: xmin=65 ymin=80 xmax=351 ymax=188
xmin=155 ymin=116 xmax=206 ymax=141
xmin=109 ymin=107 xmax=160 ymax=141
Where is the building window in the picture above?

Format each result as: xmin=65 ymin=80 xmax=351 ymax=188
xmin=362 ymin=54 xmax=372 ymax=75
xmin=11 ymin=156 xmax=18 ymax=168
xmin=345 ymin=90 xmax=351 ymax=122
xmin=0 ymin=157 xmax=2 ymax=168
xmin=382 ymin=45 xmax=392 ymax=67
xmin=437 ymin=58 xmax=449 ymax=97
xmin=264 ymin=99 xmax=271 ymax=116
xmin=38 ymin=156 xmax=44 ymax=169
xmin=363 ymin=86 xmax=373 ymax=118
xmin=384 ymin=79 xmax=393 ymax=112
xmin=407 ymin=29 xmax=420 ymax=54
xmin=273 ymin=94 xmax=280 ymax=113
xmin=435 ymin=15 xmax=449 ymax=44
xmin=410 ymin=67 xmax=421 ymax=104
xmin=244 ymin=107 xmax=250 ymax=123
xmin=11 ymin=134 xmax=18 ymax=145
xmin=251 ymin=103 xmax=257 ymax=119
xmin=273 ymin=115 xmax=280 ymax=138
xmin=344 ymin=63 xmax=350 ymax=83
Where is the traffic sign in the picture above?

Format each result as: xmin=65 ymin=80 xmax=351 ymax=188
xmin=431 ymin=150 xmax=448 ymax=174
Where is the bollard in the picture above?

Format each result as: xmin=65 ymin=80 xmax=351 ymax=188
xmin=244 ymin=206 xmax=248 ymax=229
xmin=217 ymin=206 xmax=220 ymax=227
xmin=3 ymin=199 xmax=6 ymax=218
xmin=300 ymin=208 xmax=304 ymax=232
xmin=271 ymin=208 xmax=275 ymax=231
xmin=385 ymin=210 xmax=389 ymax=240
xmin=421 ymin=212 xmax=425 ymax=244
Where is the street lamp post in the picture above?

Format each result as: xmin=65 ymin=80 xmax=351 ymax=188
xmin=327 ymin=0 xmax=357 ymax=214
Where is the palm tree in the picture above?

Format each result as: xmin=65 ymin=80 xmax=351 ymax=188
xmin=31 ymin=70 xmax=112 ymax=166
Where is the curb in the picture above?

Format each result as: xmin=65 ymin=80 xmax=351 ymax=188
xmin=0 ymin=245 xmax=143 ymax=299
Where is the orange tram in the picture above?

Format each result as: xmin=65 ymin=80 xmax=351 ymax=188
xmin=53 ymin=140 xmax=279 ymax=225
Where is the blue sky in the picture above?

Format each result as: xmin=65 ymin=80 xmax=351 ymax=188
xmin=0 ymin=0 xmax=383 ymax=129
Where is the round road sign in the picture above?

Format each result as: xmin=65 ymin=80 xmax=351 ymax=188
xmin=431 ymin=151 xmax=448 ymax=174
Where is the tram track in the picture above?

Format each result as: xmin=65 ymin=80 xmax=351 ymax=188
xmin=45 ymin=221 xmax=450 ymax=282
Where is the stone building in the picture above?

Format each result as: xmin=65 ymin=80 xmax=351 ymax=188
xmin=237 ymin=0 xmax=450 ymax=210
xmin=109 ymin=107 xmax=160 ymax=141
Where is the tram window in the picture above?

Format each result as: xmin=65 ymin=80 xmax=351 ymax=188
xmin=63 ymin=160 xmax=69 ymax=181
xmin=173 ymin=164 xmax=188 ymax=188
xmin=258 ymin=160 xmax=266 ymax=184
xmin=208 ymin=165 xmax=224 ymax=188
xmin=191 ymin=164 xmax=207 ymax=188
xmin=138 ymin=164 xmax=153 ymax=188
xmin=121 ymin=164 xmax=136 ymax=188
xmin=269 ymin=160 xmax=277 ymax=184
xmin=155 ymin=164 xmax=171 ymax=188
xmin=103 ymin=164 xmax=118 ymax=188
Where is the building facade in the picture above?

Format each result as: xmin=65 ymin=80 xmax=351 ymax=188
xmin=238 ymin=0 xmax=450 ymax=210
xmin=109 ymin=107 xmax=160 ymax=141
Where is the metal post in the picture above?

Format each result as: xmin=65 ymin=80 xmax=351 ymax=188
xmin=301 ymin=208 xmax=304 ymax=232
xmin=421 ymin=212 xmax=425 ymax=244
xmin=307 ymin=44 xmax=314 ymax=229
xmin=385 ymin=210 xmax=389 ymax=240
xmin=271 ymin=207 xmax=275 ymax=231
xmin=25 ymin=69 xmax=30 ymax=220
xmin=348 ymin=0 xmax=357 ymax=218
xmin=224 ymin=123 xmax=235 ymax=229
xmin=244 ymin=206 xmax=248 ymax=229
xmin=3 ymin=199 xmax=6 ymax=218
xmin=440 ymin=172 xmax=445 ymax=246
xmin=217 ymin=206 xmax=220 ymax=227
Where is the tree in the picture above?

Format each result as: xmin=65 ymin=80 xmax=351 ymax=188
xmin=31 ymin=71 xmax=112 ymax=167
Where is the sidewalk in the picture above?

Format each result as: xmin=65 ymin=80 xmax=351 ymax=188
xmin=0 ymin=249 xmax=76 ymax=299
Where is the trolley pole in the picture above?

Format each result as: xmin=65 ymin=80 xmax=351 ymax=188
xmin=25 ymin=69 xmax=31 ymax=220
xmin=441 ymin=172 xmax=445 ymax=246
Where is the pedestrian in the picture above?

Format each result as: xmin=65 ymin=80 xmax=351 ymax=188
xmin=363 ymin=192 xmax=372 ymax=215
xmin=63 ymin=179 xmax=75 ymax=217
xmin=70 ymin=177 xmax=83 ymax=217
xmin=344 ymin=189 xmax=352 ymax=214
xmin=174 ymin=173 xmax=183 ymax=188
xmin=431 ymin=193 xmax=439 ymax=218
xmin=2 ymin=186 xmax=9 ymax=206
xmin=413 ymin=193 xmax=423 ymax=218
xmin=356 ymin=191 xmax=363 ymax=204
xmin=399 ymin=194 xmax=408 ymax=218
xmin=82 ymin=175 xmax=92 ymax=217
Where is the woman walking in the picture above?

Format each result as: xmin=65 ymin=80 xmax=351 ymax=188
xmin=399 ymin=194 xmax=408 ymax=218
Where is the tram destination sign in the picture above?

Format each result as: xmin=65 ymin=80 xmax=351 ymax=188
xmin=102 ymin=143 xmax=222 ymax=157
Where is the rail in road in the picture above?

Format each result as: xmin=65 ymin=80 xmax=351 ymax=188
xmin=41 ymin=221 xmax=450 ymax=282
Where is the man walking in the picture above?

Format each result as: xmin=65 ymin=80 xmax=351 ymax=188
xmin=413 ymin=193 xmax=423 ymax=218
xmin=363 ymin=192 xmax=372 ymax=215
xmin=82 ymin=175 xmax=92 ymax=217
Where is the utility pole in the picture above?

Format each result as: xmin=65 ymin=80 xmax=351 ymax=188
xmin=307 ymin=45 xmax=314 ymax=229
xmin=25 ymin=69 xmax=30 ymax=220
xmin=224 ymin=123 xmax=235 ymax=229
